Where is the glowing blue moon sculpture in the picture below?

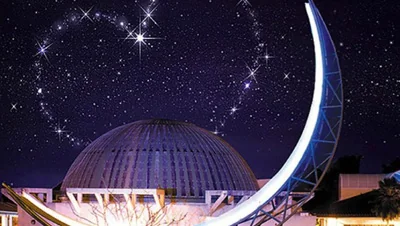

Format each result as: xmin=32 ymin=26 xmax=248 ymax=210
xmin=198 ymin=1 xmax=343 ymax=225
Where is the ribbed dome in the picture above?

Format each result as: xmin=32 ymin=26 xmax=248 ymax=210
xmin=61 ymin=119 xmax=258 ymax=198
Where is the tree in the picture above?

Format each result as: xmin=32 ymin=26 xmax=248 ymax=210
xmin=371 ymin=178 xmax=400 ymax=224
xmin=70 ymin=191 xmax=188 ymax=226
xmin=382 ymin=157 xmax=400 ymax=173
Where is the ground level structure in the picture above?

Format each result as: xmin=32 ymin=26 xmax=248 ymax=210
xmin=313 ymin=174 xmax=400 ymax=226
xmin=2 ymin=179 xmax=316 ymax=226
xmin=5 ymin=173 xmax=400 ymax=225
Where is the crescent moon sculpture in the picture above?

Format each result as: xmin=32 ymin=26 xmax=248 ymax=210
xmin=197 ymin=0 xmax=343 ymax=225
xmin=1 ymin=1 xmax=342 ymax=226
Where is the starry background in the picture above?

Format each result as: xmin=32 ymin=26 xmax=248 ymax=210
xmin=0 ymin=0 xmax=398 ymax=188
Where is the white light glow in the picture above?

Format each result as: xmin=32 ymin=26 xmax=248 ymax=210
xmin=137 ymin=34 xmax=144 ymax=42
xmin=197 ymin=2 xmax=325 ymax=225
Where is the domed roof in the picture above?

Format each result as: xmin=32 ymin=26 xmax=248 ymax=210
xmin=61 ymin=119 xmax=258 ymax=198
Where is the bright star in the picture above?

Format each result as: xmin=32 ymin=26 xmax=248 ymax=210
xmin=10 ymin=103 xmax=18 ymax=112
xmin=259 ymin=47 xmax=275 ymax=67
xmin=244 ymin=82 xmax=251 ymax=89
xmin=140 ymin=4 xmax=160 ymax=27
xmin=284 ymin=72 xmax=290 ymax=80
xmin=244 ymin=64 xmax=261 ymax=83
xmin=125 ymin=19 xmax=162 ymax=60
xmin=34 ymin=41 xmax=53 ymax=63
xmin=37 ymin=88 xmax=43 ymax=94
xmin=53 ymin=124 xmax=67 ymax=141
xmin=230 ymin=106 xmax=239 ymax=115
xmin=137 ymin=34 xmax=144 ymax=42
xmin=79 ymin=7 xmax=94 ymax=22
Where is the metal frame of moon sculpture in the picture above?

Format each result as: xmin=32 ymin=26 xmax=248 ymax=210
xmin=197 ymin=0 xmax=343 ymax=225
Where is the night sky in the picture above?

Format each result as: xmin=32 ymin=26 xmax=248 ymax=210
xmin=0 ymin=0 xmax=399 ymax=188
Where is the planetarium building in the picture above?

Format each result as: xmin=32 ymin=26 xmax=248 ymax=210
xmin=2 ymin=119 xmax=266 ymax=226
xmin=62 ymin=119 xmax=259 ymax=198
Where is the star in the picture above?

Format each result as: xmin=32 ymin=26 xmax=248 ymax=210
xmin=244 ymin=82 xmax=251 ymax=89
xmin=10 ymin=103 xmax=18 ymax=112
xmin=124 ymin=29 xmax=135 ymax=40
xmin=137 ymin=34 xmax=144 ymax=42
xmin=34 ymin=41 xmax=53 ymax=63
xmin=125 ymin=19 xmax=162 ymax=60
xmin=37 ymin=88 xmax=43 ymax=94
xmin=237 ymin=0 xmax=251 ymax=6
xmin=230 ymin=106 xmax=239 ymax=115
xmin=140 ymin=4 xmax=160 ymax=27
xmin=284 ymin=72 xmax=290 ymax=80
xmin=260 ymin=47 xmax=275 ymax=67
xmin=53 ymin=124 xmax=67 ymax=141
xmin=243 ymin=64 xmax=261 ymax=83
xmin=212 ymin=126 xmax=221 ymax=135
xmin=79 ymin=7 xmax=94 ymax=22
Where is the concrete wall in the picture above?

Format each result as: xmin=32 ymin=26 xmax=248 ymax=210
xmin=17 ymin=206 xmax=37 ymax=226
